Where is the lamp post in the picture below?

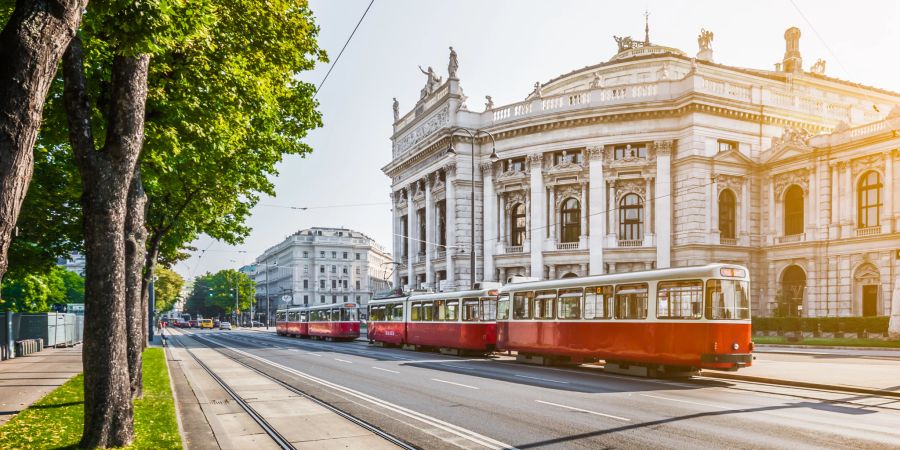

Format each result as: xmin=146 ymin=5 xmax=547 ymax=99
xmin=263 ymin=258 xmax=277 ymax=329
xmin=445 ymin=127 xmax=499 ymax=288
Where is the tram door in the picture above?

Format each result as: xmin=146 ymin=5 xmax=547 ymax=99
xmin=862 ymin=285 xmax=878 ymax=317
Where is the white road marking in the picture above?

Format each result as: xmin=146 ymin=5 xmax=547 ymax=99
xmin=640 ymin=393 xmax=729 ymax=410
xmin=306 ymin=352 xmax=322 ymax=357
xmin=372 ymin=366 xmax=401 ymax=374
xmin=431 ymin=378 xmax=480 ymax=390
xmin=516 ymin=374 xmax=570 ymax=384
xmin=535 ymin=400 xmax=630 ymax=421
xmin=206 ymin=340 xmax=511 ymax=449
xmin=334 ymin=358 xmax=353 ymax=364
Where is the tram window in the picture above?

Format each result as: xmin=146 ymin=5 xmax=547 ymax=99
xmin=331 ymin=309 xmax=340 ymax=321
xmin=370 ymin=306 xmax=382 ymax=321
xmin=435 ymin=300 xmax=448 ymax=321
xmin=391 ymin=304 xmax=404 ymax=321
xmin=276 ymin=312 xmax=284 ymax=321
xmin=615 ymin=283 xmax=648 ymax=319
xmin=706 ymin=279 xmax=751 ymax=320
xmin=410 ymin=302 xmax=421 ymax=321
xmin=497 ymin=295 xmax=510 ymax=320
xmin=513 ymin=292 xmax=533 ymax=320
xmin=534 ymin=290 xmax=556 ymax=320
xmin=446 ymin=300 xmax=459 ymax=321
xmin=657 ymin=280 xmax=703 ymax=319
xmin=300 ymin=312 xmax=308 ymax=322
xmin=462 ymin=299 xmax=480 ymax=321
xmin=341 ymin=308 xmax=358 ymax=322
xmin=422 ymin=302 xmax=434 ymax=321
xmin=309 ymin=311 xmax=318 ymax=322
xmin=481 ymin=298 xmax=497 ymax=321
xmin=558 ymin=288 xmax=583 ymax=319
xmin=584 ymin=286 xmax=613 ymax=319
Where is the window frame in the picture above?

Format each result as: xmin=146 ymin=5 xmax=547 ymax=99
xmin=512 ymin=292 xmax=533 ymax=320
xmin=557 ymin=288 xmax=583 ymax=319
xmin=614 ymin=283 xmax=648 ymax=320
xmin=462 ymin=298 xmax=480 ymax=322
xmin=510 ymin=203 xmax=526 ymax=246
xmin=560 ymin=198 xmax=581 ymax=243
xmin=719 ymin=189 xmax=737 ymax=239
xmin=619 ymin=193 xmax=644 ymax=240
xmin=533 ymin=290 xmax=557 ymax=320
xmin=497 ymin=294 xmax=510 ymax=320
xmin=784 ymin=185 xmax=804 ymax=236
xmin=657 ymin=279 xmax=704 ymax=320
xmin=858 ymin=171 xmax=882 ymax=229
xmin=583 ymin=286 xmax=614 ymax=320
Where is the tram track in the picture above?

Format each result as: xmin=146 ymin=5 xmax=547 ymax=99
xmin=167 ymin=328 xmax=417 ymax=450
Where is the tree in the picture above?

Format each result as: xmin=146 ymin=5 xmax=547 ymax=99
xmin=185 ymin=270 xmax=254 ymax=320
xmin=0 ymin=274 xmax=50 ymax=312
xmin=0 ymin=0 xmax=86 ymax=284
xmin=154 ymin=266 xmax=183 ymax=313
xmin=58 ymin=267 xmax=85 ymax=303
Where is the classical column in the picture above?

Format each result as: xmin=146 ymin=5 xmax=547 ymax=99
xmin=768 ymin=175 xmax=776 ymax=243
xmin=884 ymin=151 xmax=894 ymax=232
xmin=528 ymin=153 xmax=545 ymax=278
xmin=391 ymin=191 xmax=401 ymax=287
xmin=654 ymin=140 xmax=673 ymax=268
xmin=407 ymin=182 xmax=417 ymax=288
xmin=548 ymin=186 xmax=556 ymax=243
xmin=608 ymin=179 xmax=617 ymax=244
xmin=424 ymin=174 xmax=434 ymax=288
xmin=588 ymin=146 xmax=606 ymax=274
xmin=482 ymin=161 xmax=497 ymax=282
xmin=498 ymin=192 xmax=507 ymax=248
xmin=444 ymin=161 xmax=457 ymax=289
xmin=740 ymin=178 xmax=749 ymax=245
xmin=842 ymin=161 xmax=852 ymax=231
xmin=646 ymin=176 xmax=654 ymax=236
xmin=579 ymin=181 xmax=588 ymax=248
xmin=710 ymin=175 xmax=720 ymax=244
xmin=829 ymin=162 xmax=839 ymax=228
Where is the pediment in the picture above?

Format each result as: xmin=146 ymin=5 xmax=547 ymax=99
xmin=762 ymin=143 xmax=813 ymax=165
xmin=712 ymin=148 xmax=754 ymax=165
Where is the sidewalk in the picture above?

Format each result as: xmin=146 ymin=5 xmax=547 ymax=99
xmin=0 ymin=346 xmax=82 ymax=426
xmin=165 ymin=330 xmax=398 ymax=449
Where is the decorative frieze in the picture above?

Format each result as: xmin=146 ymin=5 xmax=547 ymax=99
xmin=554 ymin=185 xmax=583 ymax=208
xmin=392 ymin=105 xmax=450 ymax=156
xmin=505 ymin=190 xmax=527 ymax=210
xmin=588 ymin=145 xmax=604 ymax=160
xmin=773 ymin=168 xmax=809 ymax=199
xmin=653 ymin=139 xmax=674 ymax=156
xmin=715 ymin=174 xmax=745 ymax=196
xmin=615 ymin=178 xmax=646 ymax=202
xmin=850 ymin=153 xmax=884 ymax=178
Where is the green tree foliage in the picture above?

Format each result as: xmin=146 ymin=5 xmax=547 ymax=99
xmin=59 ymin=267 xmax=85 ymax=303
xmin=0 ymin=266 xmax=83 ymax=312
xmin=185 ymin=269 xmax=253 ymax=319
xmin=154 ymin=267 xmax=183 ymax=313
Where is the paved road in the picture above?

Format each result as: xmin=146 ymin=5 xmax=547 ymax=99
xmin=181 ymin=329 xmax=900 ymax=449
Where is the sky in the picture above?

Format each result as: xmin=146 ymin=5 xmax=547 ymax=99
xmin=173 ymin=0 xmax=900 ymax=280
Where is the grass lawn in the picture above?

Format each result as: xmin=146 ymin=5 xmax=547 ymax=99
xmin=0 ymin=348 xmax=181 ymax=449
xmin=754 ymin=335 xmax=900 ymax=348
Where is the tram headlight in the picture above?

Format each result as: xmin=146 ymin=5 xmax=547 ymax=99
xmin=732 ymin=342 xmax=740 ymax=351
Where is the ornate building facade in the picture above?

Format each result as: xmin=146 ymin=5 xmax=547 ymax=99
xmin=382 ymin=26 xmax=900 ymax=319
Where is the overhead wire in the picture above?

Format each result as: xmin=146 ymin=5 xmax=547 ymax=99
xmin=314 ymin=0 xmax=375 ymax=99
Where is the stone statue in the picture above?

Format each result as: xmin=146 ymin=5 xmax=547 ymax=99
xmin=392 ymin=97 xmax=399 ymax=122
xmin=658 ymin=62 xmax=670 ymax=80
xmin=418 ymin=65 xmax=443 ymax=98
xmin=532 ymin=81 xmax=542 ymax=99
xmin=811 ymin=58 xmax=826 ymax=75
xmin=697 ymin=28 xmax=714 ymax=51
xmin=448 ymin=46 xmax=458 ymax=78
xmin=590 ymin=72 xmax=603 ymax=89
xmin=774 ymin=126 xmax=812 ymax=147
xmin=484 ymin=95 xmax=494 ymax=111
xmin=613 ymin=35 xmax=634 ymax=52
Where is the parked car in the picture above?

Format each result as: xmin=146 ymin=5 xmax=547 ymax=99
xmin=189 ymin=320 xmax=198 ymax=328
xmin=219 ymin=322 xmax=232 ymax=330
xmin=199 ymin=319 xmax=214 ymax=329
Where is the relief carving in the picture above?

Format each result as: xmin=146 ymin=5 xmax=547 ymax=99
xmin=716 ymin=174 xmax=744 ymax=196
xmin=587 ymin=146 xmax=604 ymax=161
xmin=773 ymin=168 xmax=809 ymax=199
xmin=505 ymin=191 xmax=527 ymax=211
xmin=615 ymin=178 xmax=646 ymax=202
xmin=653 ymin=140 xmax=674 ymax=156
xmin=554 ymin=185 xmax=583 ymax=208
xmin=392 ymin=105 xmax=450 ymax=155
xmin=850 ymin=154 xmax=884 ymax=178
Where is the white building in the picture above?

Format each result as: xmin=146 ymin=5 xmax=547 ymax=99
xmin=382 ymin=25 xmax=900 ymax=319
xmin=253 ymin=227 xmax=392 ymax=311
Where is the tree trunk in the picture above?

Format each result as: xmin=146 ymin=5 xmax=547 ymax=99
xmin=124 ymin=166 xmax=147 ymax=399
xmin=63 ymin=36 xmax=150 ymax=448
xmin=141 ymin=233 xmax=162 ymax=345
xmin=0 ymin=0 xmax=86 ymax=282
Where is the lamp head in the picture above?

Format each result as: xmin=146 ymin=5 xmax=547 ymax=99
xmin=489 ymin=147 xmax=499 ymax=162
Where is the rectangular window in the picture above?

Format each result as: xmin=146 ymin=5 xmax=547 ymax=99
xmin=303 ymin=295 xmax=308 ymax=304
xmin=343 ymin=267 xmax=348 ymax=274
xmin=355 ymin=295 xmax=360 ymax=302
xmin=303 ymin=251 xmax=309 ymax=258
xmin=320 ymin=295 xmax=325 ymax=303
xmin=332 ymin=280 xmax=336 ymax=289
xmin=533 ymin=290 xmax=556 ymax=319
xmin=584 ymin=286 xmax=613 ymax=319
xmin=552 ymin=149 xmax=582 ymax=165
xmin=300 ymin=311 xmax=307 ymax=322
xmin=462 ymin=298 xmax=480 ymax=321
xmin=331 ymin=308 xmax=339 ymax=320
xmin=411 ymin=302 xmax=421 ymax=321
xmin=320 ymin=251 xmax=325 ymax=257
xmin=505 ymin=157 xmax=525 ymax=172
xmin=706 ymin=279 xmax=751 ymax=320
xmin=320 ymin=265 xmax=325 ymax=273
xmin=513 ymin=292 xmax=533 ymax=319
xmin=481 ymin=298 xmax=497 ymax=321
xmin=332 ymin=295 xmax=337 ymax=304
xmin=613 ymin=143 xmax=648 ymax=160
xmin=303 ymin=280 xmax=309 ymax=289
xmin=657 ymin=280 xmax=704 ymax=319
xmin=717 ymin=139 xmax=738 ymax=153
xmin=370 ymin=306 xmax=384 ymax=321
xmin=331 ymin=265 xmax=336 ymax=273
xmin=446 ymin=300 xmax=459 ymax=321
xmin=343 ymin=295 xmax=348 ymax=302
xmin=557 ymin=288 xmax=583 ymax=319
xmin=355 ymin=280 xmax=361 ymax=290
xmin=320 ymin=280 xmax=325 ymax=289
xmin=421 ymin=302 xmax=434 ymax=321
xmin=304 ymin=264 xmax=309 ymax=274
xmin=343 ymin=252 xmax=348 ymax=259
xmin=356 ymin=253 xmax=361 ymax=260
xmin=615 ymin=283 xmax=648 ymax=319
xmin=332 ymin=251 xmax=337 ymax=259
xmin=497 ymin=294 xmax=510 ymax=320
xmin=343 ymin=280 xmax=348 ymax=288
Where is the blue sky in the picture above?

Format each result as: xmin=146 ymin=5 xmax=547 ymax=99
xmin=174 ymin=0 xmax=900 ymax=280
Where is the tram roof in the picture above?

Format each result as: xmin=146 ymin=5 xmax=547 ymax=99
xmin=499 ymin=263 xmax=749 ymax=293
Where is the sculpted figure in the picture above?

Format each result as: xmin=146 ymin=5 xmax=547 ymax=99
xmin=418 ymin=65 xmax=443 ymax=98
xmin=448 ymin=46 xmax=458 ymax=78
xmin=697 ymin=28 xmax=714 ymax=51
xmin=613 ymin=35 xmax=634 ymax=52
xmin=484 ymin=95 xmax=494 ymax=111
xmin=392 ymin=97 xmax=399 ymax=122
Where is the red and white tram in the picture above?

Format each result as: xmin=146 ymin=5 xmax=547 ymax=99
xmin=497 ymin=264 xmax=752 ymax=374
xmin=275 ymin=303 xmax=360 ymax=341
xmin=367 ymin=284 xmax=500 ymax=354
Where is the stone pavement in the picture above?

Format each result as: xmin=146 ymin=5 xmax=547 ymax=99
xmin=0 ymin=346 xmax=82 ymax=426
xmin=165 ymin=329 xmax=398 ymax=449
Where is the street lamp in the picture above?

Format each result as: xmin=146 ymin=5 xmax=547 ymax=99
xmin=445 ymin=127 xmax=498 ymax=288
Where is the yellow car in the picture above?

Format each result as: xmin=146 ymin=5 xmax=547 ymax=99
xmin=199 ymin=319 xmax=214 ymax=329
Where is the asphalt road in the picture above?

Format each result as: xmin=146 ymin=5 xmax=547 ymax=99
xmin=179 ymin=328 xmax=900 ymax=449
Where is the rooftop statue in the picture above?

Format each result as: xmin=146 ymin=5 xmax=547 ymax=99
xmin=418 ymin=65 xmax=443 ymax=99
xmin=392 ymin=97 xmax=399 ymax=122
xmin=484 ymin=95 xmax=494 ymax=111
xmin=810 ymin=58 xmax=826 ymax=75
xmin=697 ymin=28 xmax=714 ymax=51
xmin=448 ymin=46 xmax=458 ymax=78
xmin=613 ymin=35 xmax=634 ymax=52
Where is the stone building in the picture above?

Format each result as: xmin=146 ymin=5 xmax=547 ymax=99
xmin=382 ymin=25 xmax=900 ymax=319
xmin=253 ymin=227 xmax=392 ymax=311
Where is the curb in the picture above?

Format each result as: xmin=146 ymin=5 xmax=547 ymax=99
xmin=701 ymin=371 xmax=900 ymax=399
xmin=755 ymin=344 xmax=900 ymax=352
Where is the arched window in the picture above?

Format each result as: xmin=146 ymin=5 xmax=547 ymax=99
xmin=560 ymin=198 xmax=580 ymax=243
xmin=719 ymin=189 xmax=736 ymax=239
xmin=858 ymin=171 xmax=882 ymax=229
xmin=561 ymin=272 xmax=578 ymax=279
xmin=780 ymin=265 xmax=806 ymax=317
xmin=783 ymin=185 xmax=804 ymax=236
xmin=619 ymin=194 xmax=643 ymax=241
xmin=510 ymin=203 xmax=526 ymax=246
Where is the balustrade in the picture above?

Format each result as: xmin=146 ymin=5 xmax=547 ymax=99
xmin=617 ymin=239 xmax=642 ymax=248
xmin=855 ymin=226 xmax=881 ymax=237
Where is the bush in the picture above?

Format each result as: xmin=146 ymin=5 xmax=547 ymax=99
xmin=751 ymin=316 xmax=888 ymax=334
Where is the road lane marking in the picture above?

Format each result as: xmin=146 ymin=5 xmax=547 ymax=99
xmin=204 ymin=340 xmax=511 ymax=449
xmin=516 ymin=374 xmax=569 ymax=384
xmin=334 ymin=358 xmax=353 ymax=364
xmin=640 ymin=393 xmax=728 ymax=410
xmin=307 ymin=352 xmax=322 ymax=357
xmin=372 ymin=366 xmax=400 ymax=374
xmin=431 ymin=378 xmax=479 ymax=390
xmin=535 ymin=400 xmax=630 ymax=421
